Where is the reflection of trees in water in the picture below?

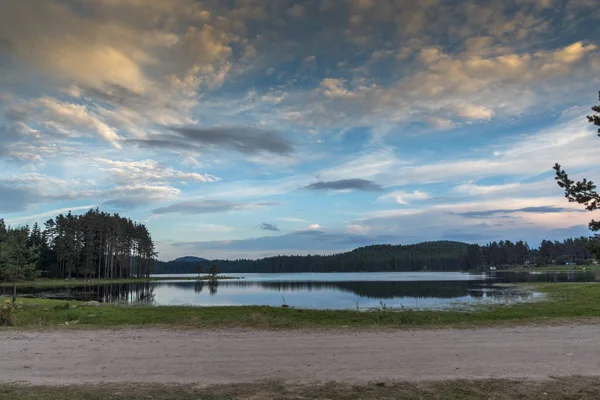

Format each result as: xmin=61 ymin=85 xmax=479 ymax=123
xmin=153 ymin=280 xmax=527 ymax=300
xmin=208 ymin=279 xmax=219 ymax=296
xmin=194 ymin=280 xmax=204 ymax=294
xmin=192 ymin=279 xmax=218 ymax=295
xmin=250 ymin=281 xmax=475 ymax=299
xmin=8 ymin=283 xmax=155 ymax=304
xmin=10 ymin=271 xmax=598 ymax=303
xmin=492 ymin=271 xmax=599 ymax=283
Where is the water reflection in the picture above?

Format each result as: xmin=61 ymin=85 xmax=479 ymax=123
xmin=4 ymin=282 xmax=156 ymax=304
xmin=4 ymin=271 xmax=597 ymax=310
xmin=163 ymin=280 xmax=487 ymax=299
xmin=491 ymin=271 xmax=599 ymax=283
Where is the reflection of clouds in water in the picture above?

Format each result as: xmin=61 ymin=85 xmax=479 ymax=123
xmin=155 ymin=280 xmax=524 ymax=300
xmin=149 ymin=279 xmax=540 ymax=310
xmin=12 ymin=271 xmax=596 ymax=310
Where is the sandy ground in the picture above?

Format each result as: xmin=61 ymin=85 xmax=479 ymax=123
xmin=1 ymin=325 xmax=599 ymax=385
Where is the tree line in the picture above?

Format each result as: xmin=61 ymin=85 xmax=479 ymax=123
xmin=154 ymin=237 xmax=596 ymax=274
xmin=466 ymin=237 xmax=593 ymax=269
xmin=2 ymin=208 xmax=595 ymax=279
xmin=0 ymin=208 xmax=156 ymax=282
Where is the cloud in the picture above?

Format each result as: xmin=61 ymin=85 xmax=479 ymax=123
xmin=91 ymin=158 xmax=219 ymax=185
xmin=4 ymin=205 xmax=97 ymax=224
xmin=259 ymin=223 xmax=280 ymax=232
xmin=1 ymin=141 xmax=79 ymax=164
xmin=308 ymin=224 xmax=322 ymax=230
xmin=128 ymin=126 xmax=294 ymax=156
xmin=0 ymin=157 xmax=210 ymax=213
xmin=346 ymin=223 xmax=371 ymax=234
xmin=7 ymin=97 xmax=123 ymax=147
xmin=152 ymin=200 xmax=277 ymax=215
xmin=452 ymin=180 xmax=556 ymax=197
xmin=286 ymin=4 xmax=306 ymax=19
xmin=457 ymin=206 xmax=585 ymax=217
xmin=317 ymin=113 xmax=598 ymax=189
xmin=278 ymin=217 xmax=308 ymax=223
xmin=102 ymin=185 xmax=181 ymax=209
xmin=379 ymin=190 xmax=431 ymax=205
xmin=0 ymin=173 xmax=81 ymax=213
xmin=0 ymin=184 xmax=35 ymax=213
xmin=0 ymin=0 xmax=237 ymax=94
xmin=303 ymin=179 xmax=383 ymax=191
xmin=291 ymin=41 xmax=598 ymax=129
xmin=448 ymin=103 xmax=495 ymax=120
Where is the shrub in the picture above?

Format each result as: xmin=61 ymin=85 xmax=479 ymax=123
xmin=0 ymin=300 xmax=15 ymax=326
xmin=53 ymin=302 xmax=70 ymax=310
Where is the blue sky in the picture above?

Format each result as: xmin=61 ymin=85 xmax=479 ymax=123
xmin=1 ymin=0 xmax=599 ymax=260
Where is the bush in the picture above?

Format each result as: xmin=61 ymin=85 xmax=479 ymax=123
xmin=0 ymin=301 xmax=15 ymax=326
xmin=53 ymin=302 xmax=70 ymax=310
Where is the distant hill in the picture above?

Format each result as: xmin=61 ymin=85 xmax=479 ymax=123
xmin=153 ymin=256 xmax=209 ymax=274
xmin=152 ymin=241 xmax=479 ymax=274
xmin=152 ymin=236 xmax=593 ymax=274
xmin=170 ymin=256 xmax=208 ymax=263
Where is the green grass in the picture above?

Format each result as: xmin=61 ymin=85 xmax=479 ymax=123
xmin=0 ymin=276 xmax=237 ymax=288
xmin=1 ymin=283 xmax=600 ymax=330
xmin=2 ymin=377 xmax=600 ymax=399
xmin=504 ymin=264 xmax=600 ymax=272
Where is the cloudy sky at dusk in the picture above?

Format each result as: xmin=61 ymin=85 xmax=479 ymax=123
xmin=1 ymin=0 xmax=599 ymax=260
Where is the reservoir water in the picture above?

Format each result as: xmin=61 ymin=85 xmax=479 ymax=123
xmin=7 ymin=270 xmax=599 ymax=310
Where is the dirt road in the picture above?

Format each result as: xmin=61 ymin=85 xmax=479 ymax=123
xmin=1 ymin=325 xmax=599 ymax=385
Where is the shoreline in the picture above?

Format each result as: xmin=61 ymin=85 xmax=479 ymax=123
xmin=1 ymin=283 xmax=599 ymax=330
xmin=4 ymin=265 xmax=597 ymax=290
xmin=0 ymin=276 xmax=240 ymax=288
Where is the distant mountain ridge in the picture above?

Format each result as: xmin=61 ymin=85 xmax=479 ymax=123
xmin=170 ymin=256 xmax=208 ymax=263
xmin=152 ymin=236 xmax=593 ymax=274
xmin=153 ymin=241 xmax=477 ymax=274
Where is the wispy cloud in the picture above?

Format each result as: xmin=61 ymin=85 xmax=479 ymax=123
xmin=303 ymin=179 xmax=383 ymax=192
xmin=379 ymin=190 xmax=431 ymax=205
xmin=128 ymin=126 xmax=294 ymax=156
xmin=5 ymin=205 xmax=97 ymax=224
xmin=152 ymin=200 xmax=278 ymax=215
xmin=259 ymin=223 xmax=280 ymax=231
xmin=278 ymin=217 xmax=308 ymax=223
xmin=457 ymin=206 xmax=586 ymax=218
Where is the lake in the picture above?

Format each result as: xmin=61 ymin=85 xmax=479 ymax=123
xmin=8 ymin=270 xmax=600 ymax=310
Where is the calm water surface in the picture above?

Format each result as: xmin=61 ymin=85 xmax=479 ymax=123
xmin=9 ymin=270 xmax=600 ymax=310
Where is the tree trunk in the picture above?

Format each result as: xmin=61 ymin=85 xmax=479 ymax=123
xmin=12 ymin=283 xmax=16 ymax=305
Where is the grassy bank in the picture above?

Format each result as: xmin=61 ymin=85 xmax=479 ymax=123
xmin=503 ymin=264 xmax=600 ymax=272
xmin=2 ymin=377 xmax=600 ymax=400
xmin=1 ymin=283 xmax=599 ymax=329
xmin=0 ymin=276 xmax=238 ymax=288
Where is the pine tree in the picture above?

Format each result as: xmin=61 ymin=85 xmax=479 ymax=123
xmin=554 ymin=92 xmax=600 ymax=257
xmin=0 ymin=226 xmax=40 ymax=304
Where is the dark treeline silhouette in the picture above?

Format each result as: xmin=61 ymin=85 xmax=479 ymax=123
xmin=155 ymin=237 xmax=595 ymax=274
xmin=0 ymin=208 xmax=156 ymax=280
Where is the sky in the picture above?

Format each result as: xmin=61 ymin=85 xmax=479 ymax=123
xmin=1 ymin=0 xmax=599 ymax=261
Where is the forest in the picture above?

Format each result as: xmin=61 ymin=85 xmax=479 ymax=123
xmin=1 ymin=206 xmax=595 ymax=279
xmin=0 ymin=208 xmax=156 ymax=281
xmin=153 ymin=237 xmax=595 ymax=274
